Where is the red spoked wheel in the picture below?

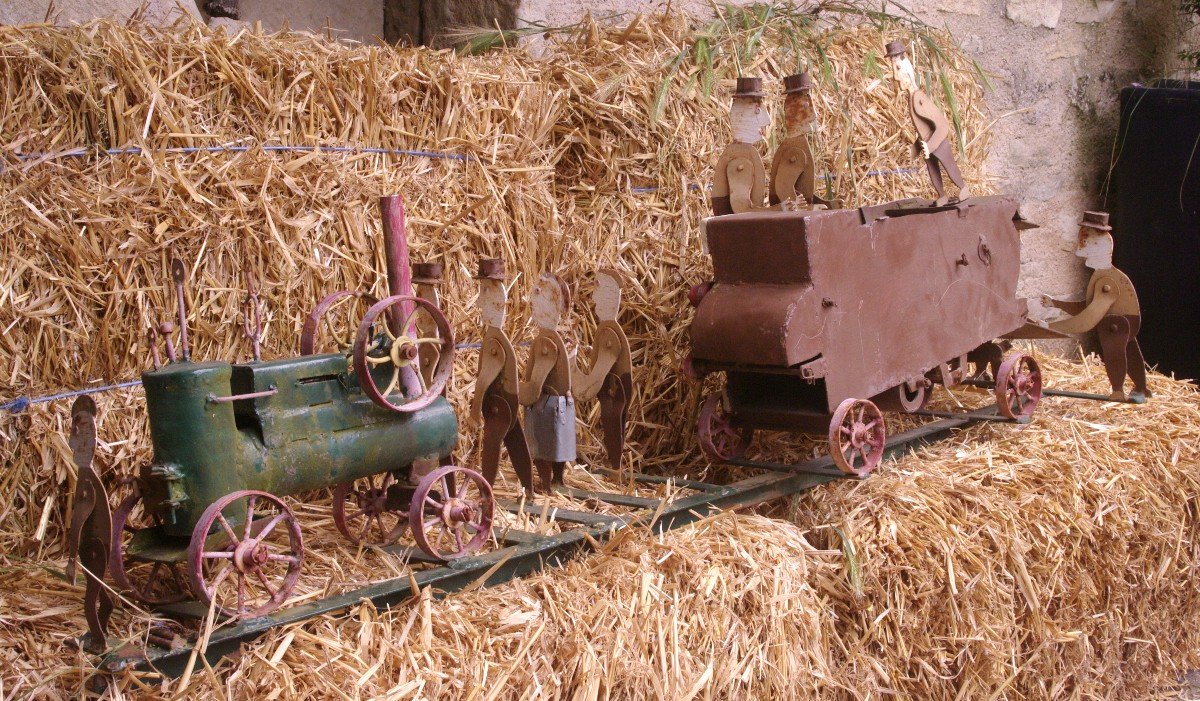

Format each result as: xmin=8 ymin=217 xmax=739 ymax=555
xmin=994 ymin=351 xmax=1042 ymax=420
xmin=110 ymin=490 xmax=188 ymax=605
xmin=697 ymin=394 xmax=753 ymax=462
xmin=300 ymin=290 xmax=379 ymax=355
xmin=353 ymin=295 xmax=454 ymax=413
xmin=409 ymin=466 xmax=494 ymax=561
xmin=332 ymin=473 xmax=408 ymax=546
xmin=829 ymin=398 xmax=886 ymax=476
xmin=187 ymin=490 xmax=303 ymax=619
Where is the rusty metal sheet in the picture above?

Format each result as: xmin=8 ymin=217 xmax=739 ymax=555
xmin=690 ymin=196 xmax=1028 ymax=411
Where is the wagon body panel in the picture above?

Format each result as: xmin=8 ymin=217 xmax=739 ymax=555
xmin=690 ymin=196 xmax=1027 ymax=413
xmin=810 ymin=198 xmax=1024 ymax=408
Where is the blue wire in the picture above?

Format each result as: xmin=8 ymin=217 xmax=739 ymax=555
xmin=13 ymin=143 xmax=475 ymax=165
xmin=0 ymin=342 xmax=525 ymax=413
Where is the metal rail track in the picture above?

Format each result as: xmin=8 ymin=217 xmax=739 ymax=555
xmin=105 ymin=410 xmax=987 ymax=677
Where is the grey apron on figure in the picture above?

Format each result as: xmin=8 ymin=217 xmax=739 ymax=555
xmin=525 ymin=394 xmax=577 ymax=462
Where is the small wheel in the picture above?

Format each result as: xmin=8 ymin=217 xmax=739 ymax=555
xmin=110 ymin=490 xmax=188 ymax=605
xmin=187 ymin=490 xmax=303 ymax=619
xmin=300 ymin=290 xmax=379 ymax=355
xmin=896 ymin=379 xmax=930 ymax=413
xmin=409 ymin=466 xmax=494 ymax=561
xmin=829 ymin=398 xmax=886 ymax=476
xmin=353 ymin=295 xmax=454 ymax=413
xmin=332 ymin=473 xmax=408 ymax=546
xmin=995 ymin=351 xmax=1042 ymax=420
xmin=697 ymin=394 xmax=752 ymax=462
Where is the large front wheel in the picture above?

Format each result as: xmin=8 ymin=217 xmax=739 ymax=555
xmin=187 ymin=490 xmax=304 ymax=619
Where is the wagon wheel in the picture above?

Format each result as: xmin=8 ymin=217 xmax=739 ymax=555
xmin=697 ymin=394 xmax=753 ymax=462
xmin=896 ymin=378 xmax=931 ymax=413
xmin=110 ymin=490 xmax=188 ymax=605
xmin=828 ymin=398 xmax=886 ymax=476
xmin=994 ymin=351 xmax=1042 ymax=420
xmin=300 ymin=290 xmax=379 ymax=355
xmin=409 ymin=466 xmax=494 ymax=561
xmin=353 ymin=295 xmax=455 ymax=413
xmin=187 ymin=490 xmax=303 ymax=619
xmin=332 ymin=473 xmax=408 ymax=547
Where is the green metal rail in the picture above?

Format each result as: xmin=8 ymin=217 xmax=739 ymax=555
xmin=105 ymin=412 xmax=979 ymax=678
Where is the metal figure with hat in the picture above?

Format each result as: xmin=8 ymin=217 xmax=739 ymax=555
xmin=769 ymin=72 xmax=837 ymax=210
xmin=519 ymin=273 xmax=577 ymax=490
xmin=710 ymin=77 xmax=771 ymax=216
xmin=1041 ymin=211 xmax=1151 ymax=402
xmin=64 ymin=395 xmax=114 ymax=652
xmin=471 ymin=259 xmax=537 ymax=492
xmin=573 ymin=269 xmax=633 ymax=472
xmin=885 ymin=40 xmax=970 ymax=206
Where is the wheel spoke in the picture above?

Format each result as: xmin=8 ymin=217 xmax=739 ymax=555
xmin=243 ymin=495 xmax=257 ymax=540
xmin=255 ymin=569 xmax=278 ymax=600
xmin=382 ymin=368 xmax=400 ymax=397
xmin=256 ymin=513 xmax=287 ymax=541
xmin=424 ymin=517 xmax=441 ymax=531
xmin=267 ymin=553 xmax=299 ymax=564
xmin=425 ymin=495 xmax=443 ymax=509
xmin=415 ymin=337 xmax=442 ymax=345
xmin=237 ymin=575 xmax=246 ymax=613
xmin=203 ymin=551 xmax=235 ymax=559
xmin=216 ymin=514 xmax=240 ymax=545
xmin=366 ymin=353 xmax=392 ymax=365
xmin=452 ymin=527 xmax=464 ymax=551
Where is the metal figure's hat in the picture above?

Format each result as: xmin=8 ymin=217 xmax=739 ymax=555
xmin=412 ymin=262 xmax=444 ymax=284
xmin=475 ymin=258 xmax=506 ymax=280
xmin=733 ymin=77 xmax=765 ymax=98
xmin=1079 ymin=211 xmax=1112 ymax=231
xmin=884 ymin=40 xmax=908 ymax=58
xmin=782 ymin=72 xmax=812 ymax=94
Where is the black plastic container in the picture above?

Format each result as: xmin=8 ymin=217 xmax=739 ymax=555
xmin=1112 ymin=81 xmax=1200 ymax=383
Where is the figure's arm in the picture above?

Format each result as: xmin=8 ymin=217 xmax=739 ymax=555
xmin=471 ymin=335 xmax=505 ymax=419
xmin=1048 ymin=288 xmax=1118 ymax=334
xmin=726 ymin=156 xmax=758 ymax=213
xmin=574 ymin=339 xmax=618 ymax=402
xmin=926 ymin=117 xmax=950 ymax=154
xmin=1040 ymin=295 xmax=1087 ymax=315
xmin=519 ymin=336 xmax=557 ymax=406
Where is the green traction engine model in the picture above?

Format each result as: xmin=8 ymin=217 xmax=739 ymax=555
xmin=97 ymin=196 xmax=495 ymax=622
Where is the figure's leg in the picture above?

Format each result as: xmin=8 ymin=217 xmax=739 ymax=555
xmin=551 ymin=462 xmax=567 ymax=486
xmin=502 ymin=420 xmax=536 ymax=493
xmin=925 ymin=155 xmax=946 ymax=203
xmin=533 ymin=459 xmax=555 ymax=493
xmin=598 ymin=376 xmax=628 ymax=471
xmin=81 ymin=541 xmax=111 ymax=653
xmin=1097 ymin=316 xmax=1132 ymax=400
xmin=1125 ymin=317 xmax=1150 ymax=399
xmin=934 ymin=141 xmax=968 ymax=197
xmin=479 ymin=394 xmax=511 ymax=486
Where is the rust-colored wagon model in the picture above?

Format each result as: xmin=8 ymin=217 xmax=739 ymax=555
xmin=686 ymin=196 xmax=1046 ymax=475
